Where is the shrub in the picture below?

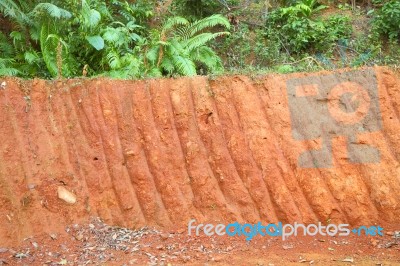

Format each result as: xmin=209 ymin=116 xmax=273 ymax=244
xmin=371 ymin=0 xmax=400 ymax=43
xmin=263 ymin=0 xmax=352 ymax=55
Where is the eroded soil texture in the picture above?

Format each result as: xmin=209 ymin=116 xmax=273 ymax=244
xmin=0 ymin=67 xmax=399 ymax=248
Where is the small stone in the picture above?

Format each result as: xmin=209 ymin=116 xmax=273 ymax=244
xmin=125 ymin=150 xmax=135 ymax=156
xmin=341 ymin=257 xmax=354 ymax=263
xmin=57 ymin=186 xmax=77 ymax=204
xmin=226 ymin=246 xmax=233 ymax=251
xmin=282 ymin=243 xmax=293 ymax=250
xmin=0 ymin=248 xmax=8 ymax=253
xmin=75 ymin=234 xmax=83 ymax=241
xmin=160 ymin=233 xmax=169 ymax=240
xmin=213 ymin=255 xmax=223 ymax=262
xmin=50 ymin=233 xmax=57 ymax=240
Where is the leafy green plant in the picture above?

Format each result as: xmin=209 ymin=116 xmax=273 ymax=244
xmin=146 ymin=14 xmax=230 ymax=76
xmin=171 ymin=0 xmax=237 ymax=19
xmin=0 ymin=0 xmax=71 ymax=78
xmin=264 ymin=1 xmax=352 ymax=55
xmin=280 ymin=0 xmax=327 ymax=17
xmin=370 ymin=0 xmax=400 ymax=43
xmin=217 ymin=23 xmax=252 ymax=70
xmin=0 ymin=0 xmax=151 ymax=78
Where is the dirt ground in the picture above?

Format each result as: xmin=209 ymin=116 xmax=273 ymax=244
xmin=0 ymin=217 xmax=399 ymax=265
xmin=0 ymin=67 xmax=399 ymax=264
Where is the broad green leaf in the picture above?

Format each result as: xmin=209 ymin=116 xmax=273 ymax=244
xmin=86 ymin=35 xmax=104 ymax=50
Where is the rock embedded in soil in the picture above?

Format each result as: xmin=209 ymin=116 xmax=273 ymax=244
xmin=57 ymin=186 xmax=77 ymax=204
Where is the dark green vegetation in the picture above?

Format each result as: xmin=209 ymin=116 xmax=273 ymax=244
xmin=0 ymin=0 xmax=399 ymax=78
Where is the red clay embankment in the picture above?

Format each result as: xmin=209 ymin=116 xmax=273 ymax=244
xmin=0 ymin=67 xmax=399 ymax=246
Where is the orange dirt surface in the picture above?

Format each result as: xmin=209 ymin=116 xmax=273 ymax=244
xmin=0 ymin=217 xmax=398 ymax=265
xmin=0 ymin=67 xmax=399 ymax=264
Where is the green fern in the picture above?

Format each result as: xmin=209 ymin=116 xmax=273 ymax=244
xmin=105 ymin=49 xmax=122 ymax=69
xmin=185 ymin=32 xmax=229 ymax=52
xmin=40 ymin=22 xmax=58 ymax=77
xmin=147 ymin=14 xmax=230 ymax=76
xmin=172 ymin=55 xmax=196 ymax=76
xmin=0 ymin=0 xmax=30 ymax=26
xmin=188 ymin=14 xmax=230 ymax=37
xmin=0 ymin=58 xmax=20 ymax=76
xmin=31 ymin=3 xmax=72 ymax=19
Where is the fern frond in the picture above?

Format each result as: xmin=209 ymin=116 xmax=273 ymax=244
xmin=24 ymin=51 xmax=40 ymax=64
xmin=31 ymin=3 xmax=72 ymax=19
xmin=168 ymin=39 xmax=186 ymax=56
xmin=162 ymin=16 xmax=189 ymax=36
xmin=146 ymin=67 xmax=162 ymax=78
xmin=146 ymin=46 xmax=159 ymax=63
xmin=0 ymin=57 xmax=14 ymax=67
xmin=10 ymin=31 xmax=23 ymax=46
xmin=0 ymin=67 xmax=20 ymax=76
xmin=118 ymin=9 xmax=134 ymax=22
xmin=185 ymin=32 xmax=229 ymax=52
xmin=171 ymin=55 xmax=196 ymax=76
xmin=160 ymin=57 xmax=174 ymax=73
xmin=0 ymin=32 xmax=15 ymax=56
xmin=0 ymin=57 xmax=20 ymax=76
xmin=175 ymin=26 xmax=191 ymax=40
xmin=0 ymin=0 xmax=30 ymax=25
xmin=191 ymin=46 xmax=223 ymax=73
xmin=40 ymin=22 xmax=58 ymax=77
xmin=29 ymin=26 xmax=40 ymax=41
xmin=106 ymin=49 xmax=121 ymax=69
xmin=188 ymin=14 xmax=230 ymax=37
xmin=96 ymin=1 xmax=113 ymax=20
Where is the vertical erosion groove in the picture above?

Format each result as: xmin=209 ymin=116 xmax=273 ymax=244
xmin=190 ymin=77 xmax=261 ymax=223
xmin=0 ymin=67 xmax=399 ymax=245
xmin=210 ymin=80 xmax=279 ymax=223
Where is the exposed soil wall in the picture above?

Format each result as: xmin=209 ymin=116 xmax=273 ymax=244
xmin=0 ymin=67 xmax=399 ymax=245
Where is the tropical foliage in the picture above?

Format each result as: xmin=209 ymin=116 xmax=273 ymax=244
xmin=264 ymin=0 xmax=352 ymax=54
xmin=145 ymin=14 xmax=230 ymax=76
xmin=0 ymin=0 xmax=399 ymax=78
xmin=371 ymin=0 xmax=400 ymax=43
xmin=0 ymin=0 xmax=230 ymax=78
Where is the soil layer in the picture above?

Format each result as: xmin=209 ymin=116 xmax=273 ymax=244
xmin=0 ymin=67 xmax=399 ymax=247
